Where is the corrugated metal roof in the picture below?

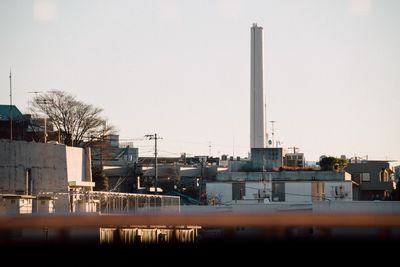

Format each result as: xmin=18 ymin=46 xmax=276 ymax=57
xmin=0 ymin=105 xmax=23 ymax=121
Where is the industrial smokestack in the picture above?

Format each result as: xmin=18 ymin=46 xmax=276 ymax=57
xmin=250 ymin=23 xmax=266 ymax=149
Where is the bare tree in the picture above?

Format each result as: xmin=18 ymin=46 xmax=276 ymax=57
xmin=29 ymin=90 xmax=116 ymax=146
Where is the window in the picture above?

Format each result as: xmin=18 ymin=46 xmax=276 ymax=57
xmin=272 ymin=182 xmax=285 ymax=201
xmin=361 ymin=173 xmax=370 ymax=182
xmin=232 ymin=182 xmax=246 ymax=201
xmin=352 ymin=172 xmax=370 ymax=182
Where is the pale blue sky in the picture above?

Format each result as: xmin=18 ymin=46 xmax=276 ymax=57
xmin=0 ymin=0 xmax=399 ymax=161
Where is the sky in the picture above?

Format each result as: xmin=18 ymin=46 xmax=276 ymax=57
xmin=0 ymin=0 xmax=399 ymax=161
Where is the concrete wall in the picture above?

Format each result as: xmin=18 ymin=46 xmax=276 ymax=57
xmin=251 ymin=148 xmax=283 ymax=170
xmin=228 ymin=160 xmax=250 ymax=172
xmin=66 ymin=147 xmax=86 ymax=183
xmin=245 ymin=182 xmax=265 ymax=201
xmin=0 ymin=140 xmax=89 ymax=195
xmin=286 ymin=182 xmax=311 ymax=203
xmin=324 ymin=182 xmax=352 ymax=201
xmin=37 ymin=198 xmax=55 ymax=214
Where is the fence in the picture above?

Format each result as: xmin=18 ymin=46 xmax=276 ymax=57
xmin=36 ymin=191 xmax=180 ymax=214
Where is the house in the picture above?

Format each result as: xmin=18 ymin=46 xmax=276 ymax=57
xmin=345 ymin=160 xmax=396 ymax=200
xmin=205 ymin=170 xmax=353 ymax=204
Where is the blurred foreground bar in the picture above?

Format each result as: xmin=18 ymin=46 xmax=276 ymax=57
xmin=1 ymin=212 xmax=400 ymax=229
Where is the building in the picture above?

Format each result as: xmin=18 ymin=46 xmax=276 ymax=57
xmin=206 ymin=170 xmax=352 ymax=204
xmin=250 ymin=23 xmax=266 ymax=149
xmin=345 ymin=160 xmax=395 ymax=200
xmin=251 ymin=147 xmax=284 ymax=170
xmin=284 ymin=152 xmax=305 ymax=168
xmin=0 ymin=105 xmax=31 ymax=141
xmin=90 ymin=135 xmax=138 ymax=192
xmin=0 ymin=140 xmax=94 ymax=195
xmin=0 ymin=104 xmax=58 ymax=143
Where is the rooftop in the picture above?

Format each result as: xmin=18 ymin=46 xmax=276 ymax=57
xmin=0 ymin=105 xmax=23 ymax=121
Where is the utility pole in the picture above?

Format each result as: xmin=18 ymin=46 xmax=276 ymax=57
xmin=9 ymin=70 xmax=13 ymax=140
xmin=145 ymin=134 xmax=162 ymax=195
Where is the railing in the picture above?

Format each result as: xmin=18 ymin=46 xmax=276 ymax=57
xmin=36 ymin=191 xmax=180 ymax=214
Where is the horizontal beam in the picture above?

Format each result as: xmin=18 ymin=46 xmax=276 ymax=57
xmin=0 ymin=213 xmax=399 ymax=229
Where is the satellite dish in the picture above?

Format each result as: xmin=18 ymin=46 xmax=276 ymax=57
xmin=268 ymin=140 xmax=272 ymax=145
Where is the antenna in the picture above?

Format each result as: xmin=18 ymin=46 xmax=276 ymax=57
xmin=269 ymin=120 xmax=276 ymax=147
xmin=208 ymin=141 xmax=212 ymax=157
xmin=28 ymin=91 xmax=43 ymax=96
xmin=9 ymin=69 xmax=13 ymax=140
xmin=233 ymin=136 xmax=235 ymax=158
xmin=288 ymin=146 xmax=300 ymax=154
xmin=35 ymin=97 xmax=50 ymax=144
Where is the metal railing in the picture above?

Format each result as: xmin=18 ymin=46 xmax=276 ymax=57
xmin=36 ymin=191 xmax=180 ymax=214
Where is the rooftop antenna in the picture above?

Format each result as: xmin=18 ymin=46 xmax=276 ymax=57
xmin=270 ymin=120 xmax=276 ymax=147
xmin=208 ymin=141 xmax=211 ymax=157
xmin=34 ymin=94 xmax=50 ymax=144
xmin=9 ymin=69 xmax=13 ymax=140
xmin=28 ymin=91 xmax=43 ymax=98
xmin=233 ymin=136 xmax=235 ymax=158
xmin=288 ymin=146 xmax=300 ymax=154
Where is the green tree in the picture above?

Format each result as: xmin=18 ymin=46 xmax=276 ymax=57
xmin=319 ymin=156 xmax=348 ymax=171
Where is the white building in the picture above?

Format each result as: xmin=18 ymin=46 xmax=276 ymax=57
xmin=250 ymin=23 xmax=266 ymax=149
xmin=205 ymin=171 xmax=353 ymax=204
xmin=0 ymin=140 xmax=94 ymax=196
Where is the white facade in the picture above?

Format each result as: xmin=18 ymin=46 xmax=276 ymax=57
xmin=250 ymin=23 xmax=266 ymax=148
xmin=0 ymin=140 xmax=93 ymax=195
xmin=206 ymin=180 xmax=353 ymax=204
xmin=285 ymin=182 xmax=312 ymax=202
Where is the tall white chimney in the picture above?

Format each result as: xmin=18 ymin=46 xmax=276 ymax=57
xmin=250 ymin=23 xmax=266 ymax=148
